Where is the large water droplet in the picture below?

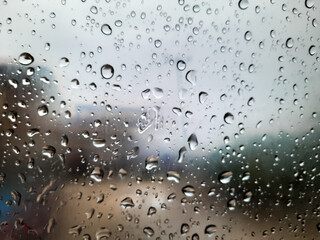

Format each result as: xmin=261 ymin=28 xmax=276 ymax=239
xmin=101 ymin=24 xmax=112 ymax=35
xmin=223 ymin=112 xmax=234 ymax=124
xmin=101 ymin=64 xmax=114 ymax=79
xmin=92 ymin=139 xmax=106 ymax=148
xmin=120 ymin=197 xmax=135 ymax=208
xmin=305 ymin=0 xmax=315 ymax=8
xmin=18 ymin=52 xmax=34 ymax=65
xmin=186 ymin=70 xmax=197 ymax=85
xmin=177 ymin=146 xmax=187 ymax=163
xmin=227 ymin=199 xmax=236 ymax=210
xmin=37 ymin=105 xmax=49 ymax=116
xmin=145 ymin=156 xmax=158 ymax=170
xmin=177 ymin=60 xmax=186 ymax=71
xmin=238 ymin=0 xmax=249 ymax=10
xmin=218 ymin=171 xmax=233 ymax=184
xmin=309 ymin=45 xmax=317 ymax=56
xmin=182 ymin=185 xmax=195 ymax=197
xmin=68 ymin=225 xmax=82 ymax=236
xmin=42 ymin=145 xmax=56 ymax=158
xmin=147 ymin=207 xmax=157 ymax=217
xmin=59 ymin=57 xmax=69 ymax=68
xmin=167 ymin=171 xmax=180 ymax=183
xmin=286 ymin=38 xmax=294 ymax=48
xmin=143 ymin=227 xmax=154 ymax=237
xmin=188 ymin=133 xmax=198 ymax=151
xmin=95 ymin=228 xmax=111 ymax=240
xmin=199 ymin=91 xmax=208 ymax=104
xmin=181 ymin=223 xmax=190 ymax=235
xmin=90 ymin=167 xmax=104 ymax=182
xmin=205 ymin=224 xmax=217 ymax=236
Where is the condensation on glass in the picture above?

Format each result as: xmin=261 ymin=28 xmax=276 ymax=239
xmin=0 ymin=0 xmax=320 ymax=239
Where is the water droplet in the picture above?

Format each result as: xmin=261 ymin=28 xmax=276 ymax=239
xmin=27 ymin=128 xmax=40 ymax=137
xmin=90 ymin=6 xmax=98 ymax=14
xmin=177 ymin=146 xmax=187 ymax=163
xmin=192 ymin=233 xmax=200 ymax=240
xmin=182 ymin=185 xmax=195 ymax=197
xmin=187 ymin=133 xmax=198 ymax=151
xmin=243 ymin=191 xmax=252 ymax=202
xmin=186 ymin=70 xmax=197 ymax=85
xmin=154 ymin=39 xmax=162 ymax=48
xmin=309 ymin=45 xmax=317 ymax=56
xmin=147 ymin=207 xmax=157 ymax=216
xmin=227 ymin=199 xmax=236 ymax=210
xmin=101 ymin=24 xmax=112 ymax=35
xmin=242 ymin=171 xmax=250 ymax=181
xmin=68 ymin=225 xmax=82 ymax=236
xmin=47 ymin=218 xmax=55 ymax=233
xmin=95 ymin=228 xmax=111 ymax=240
xmin=101 ymin=64 xmax=114 ymax=79
xmin=145 ymin=156 xmax=158 ymax=170
xmin=37 ymin=105 xmax=48 ymax=116
xmin=152 ymin=87 xmax=164 ymax=99
xmin=90 ymin=167 xmax=104 ymax=182
xmin=167 ymin=171 xmax=180 ymax=183
xmin=181 ymin=223 xmax=190 ymax=235
xmin=238 ymin=0 xmax=249 ymax=10
xmin=85 ymin=208 xmax=95 ymax=219
xmin=93 ymin=139 xmax=106 ymax=148
xmin=199 ymin=91 xmax=208 ymax=104
xmin=305 ymin=0 xmax=315 ymax=8
xmin=18 ymin=52 xmax=34 ymax=65
xmin=177 ymin=60 xmax=186 ymax=71
xmin=120 ymin=197 xmax=135 ymax=208
xmin=205 ymin=224 xmax=217 ymax=236
xmin=42 ymin=145 xmax=56 ymax=158
xmin=247 ymin=97 xmax=255 ymax=106
xmin=143 ymin=227 xmax=154 ymax=237
xmin=59 ymin=57 xmax=69 ymax=68
xmin=244 ymin=31 xmax=252 ymax=41
xmin=223 ymin=112 xmax=234 ymax=124
xmin=218 ymin=171 xmax=233 ymax=184
xmin=286 ymin=38 xmax=294 ymax=48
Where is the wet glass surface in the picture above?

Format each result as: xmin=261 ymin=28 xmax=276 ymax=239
xmin=0 ymin=0 xmax=320 ymax=239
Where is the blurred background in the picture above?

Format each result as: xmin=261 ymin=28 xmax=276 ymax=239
xmin=0 ymin=0 xmax=320 ymax=239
